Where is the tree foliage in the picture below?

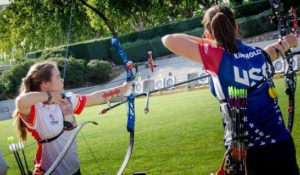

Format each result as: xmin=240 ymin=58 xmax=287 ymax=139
xmin=0 ymin=0 xmax=248 ymax=58
xmin=0 ymin=0 xmax=99 ymax=57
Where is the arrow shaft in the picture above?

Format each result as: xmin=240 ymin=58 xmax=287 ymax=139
xmin=15 ymin=150 xmax=26 ymax=175
xmin=100 ymin=74 xmax=210 ymax=113
xmin=12 ymin=150 xmax=25 ymax=175
xmin=21 ymin=149 xmax=30 ymax=174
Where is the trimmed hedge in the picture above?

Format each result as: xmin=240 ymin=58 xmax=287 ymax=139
xmin=110 ymin=39 xmax=153 ymax=64
xmin=68 ymin=38 xmax=112 ymax=61
xmin=110 ymin=9 xmax=276 ymax=63
xmin=184 ymin=27 xmax=204 ymax=38
xmin=40 ymin=47 xmax=66 ymax=59
xmin=149 ymin=37 xmax=172 ymax=58
xmin=233 ymin=0 xmax=269 ymax=18
xmin=27 ymin=16 xmax=204 ymax=62
xmin=237 ymin=9 xmax=275 ymax=38
xmin=110 ymin=36 xmax=174 ymax=64
xmin=233 ymin=0 xmax=300 ymax=19
xmin=119 ymin=16 xmax=203 ymax=43
xmin=27 ymin=50 xmax=43 ymax=59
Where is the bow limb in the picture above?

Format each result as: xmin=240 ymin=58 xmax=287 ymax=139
xmin=117 ymin=132 xmax=134 ymax=175
xmin=44 ymin=121 xmax=98 ymax=175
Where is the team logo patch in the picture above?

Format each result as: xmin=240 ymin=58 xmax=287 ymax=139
xmin=49 ymin=114 xmax=59 ymax=125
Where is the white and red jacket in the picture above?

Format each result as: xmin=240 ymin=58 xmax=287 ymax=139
xmin=19 ymin=92 xmax=86 ymax=175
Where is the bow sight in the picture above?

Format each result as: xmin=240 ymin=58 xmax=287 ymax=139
xmin=269 ymin=0 xmax=299 ymax=39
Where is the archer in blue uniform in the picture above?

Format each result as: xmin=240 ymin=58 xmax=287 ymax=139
xmin=162 ymin=5 xmax=299 ymax=175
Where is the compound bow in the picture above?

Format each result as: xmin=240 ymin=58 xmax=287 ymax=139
xmin=269 ymin=0 xmax=299 ymax=133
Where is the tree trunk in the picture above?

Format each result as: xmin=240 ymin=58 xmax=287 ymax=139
xmin=77 ymin=0 xmax=118 ymax=37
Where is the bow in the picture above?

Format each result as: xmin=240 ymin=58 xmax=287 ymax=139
xmin=44 ymin=121 xmax=98 ymax=175
xmin=269 ymin=0 xmax=299 ymax=133
xmin=111 ymin=38 xmax=136 ymax=175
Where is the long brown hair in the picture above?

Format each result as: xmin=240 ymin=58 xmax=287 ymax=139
xmin=202 ymin=5 xmax=238 ymax=52
xmin=13 ymin=61 xmax=56 ymax=141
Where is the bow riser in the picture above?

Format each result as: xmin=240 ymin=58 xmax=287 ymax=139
xmin=111 ymin=38 xmax=136 ymax=133
xmin=127 ymin=94 xmax=135 ymax=132
xmin=112 ymin=38 xmax=135 ymax=82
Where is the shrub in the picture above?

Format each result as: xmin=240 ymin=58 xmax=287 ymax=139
xmin=87 ymin=59 xmax=112 ymax=83
xmin=48 ymin=57 xmax=86 ymax=87
xmin=0 ymin=59 xmax=35 ymax=99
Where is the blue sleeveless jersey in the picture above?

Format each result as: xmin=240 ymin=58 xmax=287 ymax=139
xmin=198 ymin=39 xmax=290 ymax=147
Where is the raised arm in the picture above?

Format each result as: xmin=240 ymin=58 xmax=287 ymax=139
xmin=162 ymin=34 xmax=205 ymax=63
xmin=16 ymin=91 xmax=65 ymax=119
xmin=264 ymin=34 xmax=298 ymax=61
xmin=85 ymin=82 xmax=132 ymax=107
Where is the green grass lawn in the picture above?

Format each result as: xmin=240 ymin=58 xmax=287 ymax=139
xmin=0 ymin=77 xmax=299 ymax=175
